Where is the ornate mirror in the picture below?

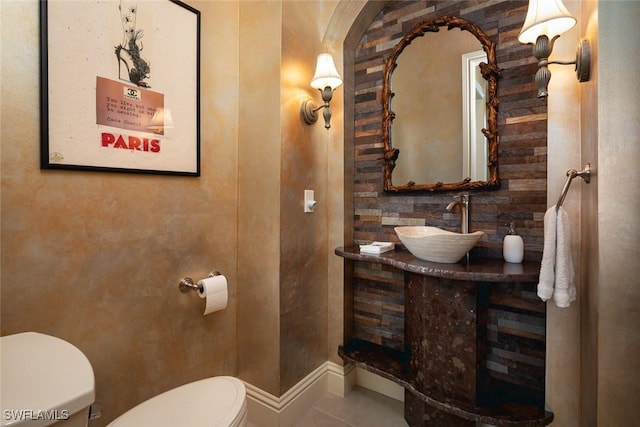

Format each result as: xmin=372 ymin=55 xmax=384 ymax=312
xmin=382 ymin=16 xmax=501 ymax=192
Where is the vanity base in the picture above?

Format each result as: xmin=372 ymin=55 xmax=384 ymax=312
xmin=339 ymin=339 xmax=553 ymax=427
xmin=336 ymin=248 xmax=553 ymax=426
xmin=405 ymin=392 xmax=475 ymax=427
xmin=407 ymin=274 xmax=486 ymax=404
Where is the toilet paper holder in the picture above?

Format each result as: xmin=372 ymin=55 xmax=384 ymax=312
xmin=179 ymin=271 xmax=222 ymax=293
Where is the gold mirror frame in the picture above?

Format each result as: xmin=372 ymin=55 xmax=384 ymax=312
xmin=382 ymin=16 xmax=501 ymax=193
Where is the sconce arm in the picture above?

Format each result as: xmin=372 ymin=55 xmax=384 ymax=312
xmin=531 ymin=35 xmax=591 ymax=97
xmin=548 ymin=60 xmax=575 ymax=65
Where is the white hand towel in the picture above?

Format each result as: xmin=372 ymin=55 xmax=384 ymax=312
xmin=553 ymin=207 xmax=576 ymax=307
xmin=537 ymin=205 xmax=576 ymax=307
xmin=537 ymin=206 xmax=557 ymax=302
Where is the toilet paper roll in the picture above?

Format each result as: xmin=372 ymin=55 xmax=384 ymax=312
xmin=197 ymin=275 xmax=228 ymax=315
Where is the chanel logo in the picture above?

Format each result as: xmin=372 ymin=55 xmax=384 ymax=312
xmin=123 ymin=87 xmax=141 ymax=101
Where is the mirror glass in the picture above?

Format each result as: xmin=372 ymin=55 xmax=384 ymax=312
xmin=382 ymin=16 xmax=500 ymax=193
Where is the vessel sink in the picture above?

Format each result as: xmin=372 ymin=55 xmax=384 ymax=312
xmin=394 ymin=226 xmax=484 ymax=263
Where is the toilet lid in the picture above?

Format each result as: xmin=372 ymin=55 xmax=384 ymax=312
xmin=108 ymin=377 xmax=246 ymax=427
xmin=0 ymin=332 xmax=95 ymax=427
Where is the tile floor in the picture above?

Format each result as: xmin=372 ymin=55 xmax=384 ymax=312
xmin=249 ymin=386 xmax=408 ymax=427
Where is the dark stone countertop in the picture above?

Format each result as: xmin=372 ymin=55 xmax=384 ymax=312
xmin=335 ymin=246 xmax=540 ymax=283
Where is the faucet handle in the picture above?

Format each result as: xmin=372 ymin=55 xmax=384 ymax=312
xmin=453 ymin=192 xmax=469 ymax=202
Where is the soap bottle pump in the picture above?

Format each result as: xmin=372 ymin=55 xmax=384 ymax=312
xmin=503 ymin=222 xmax=524 ymax=264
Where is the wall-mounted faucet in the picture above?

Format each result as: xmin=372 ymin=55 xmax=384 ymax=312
xmin=445 ymin=193 xmax=469 ymax=234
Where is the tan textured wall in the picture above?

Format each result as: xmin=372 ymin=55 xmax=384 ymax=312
xmin=235 ymin=0 xmax=343 ymax=396
xmin=596 ymin=2 xmax=640 ymax=424
xmin=580 ymin=3 xmax=599 ymax=426
xmin=548 ymin=1 xmax=640 ymax=425
xmin=237 ymin=0 xmax=283 ymax=396
xmin=1 ymin=0 xmax=239 ymax=425
xmin=2 ymin=0 xmax=346 ymax=413
xmin=279 ymin=0 xmax=333 ymax=393
xmin=545 ymin=1 xmax=582 ymax=424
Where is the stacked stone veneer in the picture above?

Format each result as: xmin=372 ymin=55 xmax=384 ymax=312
xmin=350 ymin=0 xmax=547 ymax=393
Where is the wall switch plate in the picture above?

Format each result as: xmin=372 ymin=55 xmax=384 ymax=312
xmin=304 ymin=190 xmax=316 ymax=213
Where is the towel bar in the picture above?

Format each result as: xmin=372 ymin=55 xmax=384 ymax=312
xmin=556 ymin=163 xmax=591 ymax=210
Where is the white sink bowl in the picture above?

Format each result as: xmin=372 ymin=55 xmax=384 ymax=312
xmin=394 ymin=226 xmax=484 ymax=263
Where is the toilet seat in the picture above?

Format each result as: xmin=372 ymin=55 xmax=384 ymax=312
xmin=107 ymin=377 xmax=246 ymax=427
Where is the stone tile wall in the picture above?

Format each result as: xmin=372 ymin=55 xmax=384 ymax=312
xmin=350 ymin=0 xmax=546 ymax=393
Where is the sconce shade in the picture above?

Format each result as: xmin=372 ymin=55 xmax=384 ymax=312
xmin=518 ymin=0 xmax=576 ymax=44
xmin=310 ymin=53 xmax=343 ymax=90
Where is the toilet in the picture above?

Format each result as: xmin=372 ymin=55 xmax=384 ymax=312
xmin=1 ymin=332 xmax=95 ymax=427
xmin=1 ymin=332 xmax=247 ymax=427
xmin=107 ymin=376 xmax=247 ymax=427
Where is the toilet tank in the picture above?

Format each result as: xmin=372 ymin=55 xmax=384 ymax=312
xmin=1 ymin=332 xmax=95 ymax=427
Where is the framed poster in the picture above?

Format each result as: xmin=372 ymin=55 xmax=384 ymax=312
xmin=40 ymin=0 xmax=201 ymax=176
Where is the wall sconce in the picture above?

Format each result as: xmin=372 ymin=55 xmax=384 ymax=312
xmin=147 ymin=107 xmax=175 ymax=134
xmin=301 ymin=53 xmax=343 ymax=129
xmin=518 ymin=0 xmax=591 ymax=98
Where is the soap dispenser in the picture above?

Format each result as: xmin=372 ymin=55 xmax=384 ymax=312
xmin=503 ymin=222 xmax=524 ymax=263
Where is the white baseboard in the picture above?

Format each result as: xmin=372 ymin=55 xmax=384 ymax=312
xmin=328 ymin=361 xmax=355 ymax=397
xmin=243 ymin=362 xmax=403 ymax=427
xmin=354 ymin=367 xmax=405 ymax=402
xmin=243 ymin=361 xmax=348 ymax=427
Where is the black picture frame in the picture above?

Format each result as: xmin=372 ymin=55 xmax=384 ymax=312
xmin=40 ymin=0 xmax=201 ymax=176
